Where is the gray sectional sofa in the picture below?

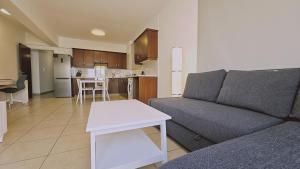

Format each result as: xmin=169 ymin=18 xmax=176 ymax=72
xmin=149 ymin=69 xmax=300 ymax=169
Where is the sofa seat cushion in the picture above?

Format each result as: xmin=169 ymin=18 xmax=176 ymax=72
xmin=149 ymin=97 xmax=282 ymax=143
xmin=291 ymin=86 xmax=300 ymax=120
xmin=159 ymin=122 xmax=300 ymax=169
xmin=183 ymin=69 xmax=226 ymax=102
xmin=217 ymin=69 xmax=300 ymax=118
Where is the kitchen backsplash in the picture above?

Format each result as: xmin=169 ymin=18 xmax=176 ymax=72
xmin=71 ymin=67 xmax=133 ymax=78
xmin=71 ymin=60 xmax=158 ymax=78
xmin=131 ymin=60 xmax=158 ymax=75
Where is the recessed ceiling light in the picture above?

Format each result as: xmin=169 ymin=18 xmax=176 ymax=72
xmin=91 ymin=29 xmax=106 ymax=36
xmin=0 ymin=8 xmax=11 ymax=16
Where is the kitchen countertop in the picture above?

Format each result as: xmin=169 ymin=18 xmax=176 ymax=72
xmin=72 ymin=75 xmax=157 ymax=79
xmin=136 ymin=75 xmax=157 ymax=77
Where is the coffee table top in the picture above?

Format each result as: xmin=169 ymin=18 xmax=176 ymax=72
xmin=86 ymin=99 xmax=171 ymax=132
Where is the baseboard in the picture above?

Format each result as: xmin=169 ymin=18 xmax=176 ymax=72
xmin=33 ymin=90 xmax=54 ymax=95
xmin=40 ymin=90 xmax=54 ymax=95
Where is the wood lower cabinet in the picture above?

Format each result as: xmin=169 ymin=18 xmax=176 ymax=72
xmin=108 ymin=78 xmax=119 ymax=94
xmin=72 ymin=79 xmax=79 ymax=96
xmin=118 ymin=78 xmax=128 ymax=96
xmin=108 ymin=78 xmax=128 ymax=95
xmin=72 ymin=49 xmax=127 ymax=69
xmin=137 ymin=77 xmax=157 ymax=104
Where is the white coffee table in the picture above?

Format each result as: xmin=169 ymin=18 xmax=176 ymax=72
xmin=86 ymin=99 xmax=171 ymax=169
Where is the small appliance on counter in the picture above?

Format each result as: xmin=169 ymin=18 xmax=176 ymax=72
xmin=76 ymin=70 xmax=82 ymax=77
xmin=54 ymin=55 xmax=72 ymax=98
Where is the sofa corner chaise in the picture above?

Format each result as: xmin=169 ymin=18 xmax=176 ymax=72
xmin=149 ymin=68 xmax=300 ymax=169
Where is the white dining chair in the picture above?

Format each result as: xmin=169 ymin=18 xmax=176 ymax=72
xmin=93 ymin=78 xmax=110 ymax=102
xmin=76 ymin=79 xmax=94 ymax=104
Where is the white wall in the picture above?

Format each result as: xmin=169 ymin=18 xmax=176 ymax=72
xmin=31 ymin=50 xmax=54 ymax=94
xmin=0 ymin=15 xmax=26 ymax=80
xmin=59 ymin=37 xmax=127 ymax=53
xmin=31 ymin=50 xmax=40 ymax=94
xmin=38 ymin=50 xmax=54 ymax=93
xmin=198 ymin=0 xmax=300 ymax=72
xmin=129 ymin=0 xmax=198 ymax=98
xmin=158 ymin=0 xmax=198 ymax=97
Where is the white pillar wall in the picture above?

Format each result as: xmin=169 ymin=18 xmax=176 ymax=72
xmin=172 ymin=47 xmax=183 ymax=96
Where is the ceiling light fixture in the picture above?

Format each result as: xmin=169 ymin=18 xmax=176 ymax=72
xmin=0 ymin=8 xmax=11 ymax=16
xmin=91 ymin=28 xmax=106 ymax=36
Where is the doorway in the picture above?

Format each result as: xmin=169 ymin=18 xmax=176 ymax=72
xmin=19 ymin=43 xmax=32 ymax=98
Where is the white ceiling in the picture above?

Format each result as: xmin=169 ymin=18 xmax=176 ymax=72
xmin=11 ymin=0 xmax=169 ymax=44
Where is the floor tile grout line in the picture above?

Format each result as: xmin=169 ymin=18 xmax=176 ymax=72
xmin=1 ymin=95 xmax=129 ymax=167
xmin=6 ymin=102 xmax=64 ymax=125
xmin=13 ymin=135 xmax=65 ymax=144
xmin=48 ymin=146 xmax=90 ymax=156
xmin=0 ymin=103 xmax=68 ymax=155
xmin=7 ymin=107 xmax=62 ymax=128
xmin=0 ymin=155 xmax=47 ymax=166
xmin=38 ymin=111 xmax=75 ymax=169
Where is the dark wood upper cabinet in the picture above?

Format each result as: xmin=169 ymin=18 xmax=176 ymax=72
xmin=72 ymin=49 xmax=126 ymax=69
xmin=72 ymin=49 xmax=84 ymax=67
xmin=107 ymin=52 xmax=119 ymax=69
xmin=95 ymin=51 xmax=108 ymax=64
xmin=83 ymin=50 xmax=95 ymax=68
xmin=94 ymin=51 xmax=102 ymax=63
xmin=134 ymin=28 xmax=158 ymax=64
xmin=119 ymin=53 xmax=127 ymax=69
xmin=73 ymin=49 xmax=94 ymax=68
xmin=107 ymin=52 xmax=127 ymax=69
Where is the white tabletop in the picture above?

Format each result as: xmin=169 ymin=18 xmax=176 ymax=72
xmin=0 ymin=79 xmax=14 ymax=85
xmin=86 ymin=100 xmax=171 ymax=132
xmin=0 ymin=79 xmax=15 ymax=89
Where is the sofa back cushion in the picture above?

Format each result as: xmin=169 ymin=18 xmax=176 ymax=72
xmin=183 ymin=69 xmax=226 ymax=102
xmin=217 ymin=69 xmax=300 ymax=118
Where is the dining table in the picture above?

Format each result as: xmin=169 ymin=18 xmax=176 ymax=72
xmin=79 ymin=79 xmax=106 ymax=104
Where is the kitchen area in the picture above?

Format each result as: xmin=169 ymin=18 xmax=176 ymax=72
xmin=53 ymin=28 xmax=158 ymax=104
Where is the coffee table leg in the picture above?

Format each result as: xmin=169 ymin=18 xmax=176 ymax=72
xmin=79 ymin=81 xmax=83 ymax=105
xmin=91 ymin=133 xmax=96 ymax=169
xmin=160 ymin=121 xmax=167 ymax=163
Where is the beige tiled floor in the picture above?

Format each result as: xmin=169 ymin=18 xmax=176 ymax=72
xmin=0 ymin=94 xmax=188 ymax=169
